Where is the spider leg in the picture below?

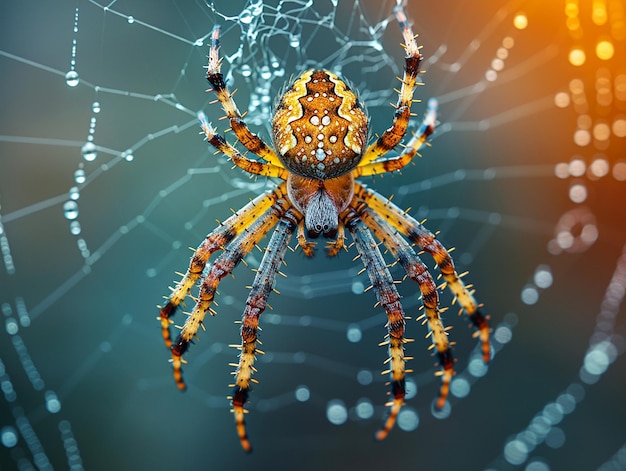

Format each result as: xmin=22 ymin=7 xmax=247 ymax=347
xmin=230 ymin=208 xmax=300 ymax=452
xmin=201 ymin=118 xmax=287 ymax=179
xmin=359 ymin=6 xmax=423 ymax=166
xmin=354 ymin=183 xmax=491 ymax=362
xmin=169 ymin=183 xmax=292 ymax=390
xmin=356 ymin=205 xmax=454 ymax=410
xmin=343 ymin=208 xmax=409 ymax=441
xmin=356 ymin=98 xmax=437 ymax=177
xmin=205 ymin=25 xmax=284 ymax=169
xmin=159 ymin=185 xmax=287 ymax=348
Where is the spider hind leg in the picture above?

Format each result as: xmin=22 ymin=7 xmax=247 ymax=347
xmin=229 ymin=209 xmax=299 ymax=452
xmin=344 ymin=210 xmax=409 ymax=441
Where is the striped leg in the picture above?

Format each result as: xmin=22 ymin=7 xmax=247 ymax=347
xmin=205 ymin=25 xmax=284 ymax=168
xmin=344 ymin=210 xmax=409 ymax=441
xmin=359 ymin=6 xmax=423 ymax=167
xmin=356 ymin=98 xmax=437 ymax=177
xmin=168 ymin=184 xmax=292 ymax=390
xmin=159 ymin=184 xmax=287 ymax=348
xmin=230 ymin=209 xmax=300 ymax=452
xmin=358 ymin=207 xmax=454 ymax=410
xmin=354 ymin=183 xmax=491 ymax=362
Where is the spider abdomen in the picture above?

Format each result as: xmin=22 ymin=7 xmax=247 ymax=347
xmin=272 ymin=69 xmax=369 ymax=180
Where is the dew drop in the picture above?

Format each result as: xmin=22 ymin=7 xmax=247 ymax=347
xmin=65 ymin=70 xmax=79 ymax=87
xmin=63 ymin=201 xmax=79 ymax=220
xmin=289 ymin=34 xmax=300 ymax=48
xmin=69 ymin=221 xmax=82 ymax=235
xmin=74 ymin=168 xmax=86 ymax=184
xmin=81 ymin=142 xmax=97 ymax=161
xmin=91 ymin=101 xmax=101 ymax=113
xmin=240 ymin=64 xmax=252 ymax=77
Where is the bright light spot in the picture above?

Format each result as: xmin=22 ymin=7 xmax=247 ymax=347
xmin=326 ymin=400 xmax=348 ymax=425
xmin=554 ymin=162 xmax=569 ymax=178
xmin=356 ymin=369 xmax=373 ymax=385
xmin=494 ymin=325 xmax=513 ymax=345
xmin=534 ymin=266 xmax=553 ymax=288
xmin=573 ymin=129 xmax=591 ymax=146
xmin=565 ymin=2 xmax=579 ymax=18
xmin=513 ymin=13 xmax=528 ymax=30
xmin=504 ymin=439 xmax=529 ymax=465
xmin=346 ymin=324 xmax=362 ymax=343
xmin=613 ymin=118 xmax=626 ymax=137
xmin=556 ymin=231 xmax=574 ymax=249
xmin=569 ymin=183 xmax=587 ymax=203
xmin=496 ymin=47 xmax=509 ymax=59
xmin=397 ymin=408 xmax=419 ymax=431
xmin=294 ymin=385 xmax=310 ymax=402
xmin=468 ymin=357 xmax=489 ymax=377
xmin=613 ymin=162 xmax=626 ymax=181
xmin=568 ymin=158 xmax=586 ymax=176
xmin=451 ymin=377 xmax=471 ymax=398
xmin=581 ymin=224 xmax=599 ymax=244
xmin=568 ymin=48 xmax=586 ymax=66
xmin=351 ymin=280 xmax=364 ymax=295
xmin=521 ymin=286 xmax=539 ymax=305
xmin=491 ymin=58 xmax=504 ymax=71
xmin=45 ymin=390 xmax=61 ymax=413
xmin=554 ymin=92 xmax=570 ymax=108
xmin=556 ymin=393 xmax=577 ymax=414
xmin=589 ymin=158 xmax=609 ymax=178
xmin=526 ymin=460 xmax=551 ymax=471
xmin=502 ymin=36 xmax=515 ymax=49
xmin=485 ymin=69 xmax=498 ymax=82
xmin=583 ymin=347 xmax=610 ymax=375
xmin=593 ymin=122 xmax=611 ymax=141
xmin=355 ymin=399 xmax=374 ymax=419
xmin=596 ymin=40 xmax=614 ymax=60
xmin=569 ymin=78 xmax=584 ymax=94
xmin=0 ymin=427 xmax=18 ymax=448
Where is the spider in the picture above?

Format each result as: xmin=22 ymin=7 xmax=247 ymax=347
xmin=158 ymin=6 xmax=491 ymax=452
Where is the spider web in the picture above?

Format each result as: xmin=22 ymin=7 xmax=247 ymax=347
xmin=1 ymin=0 xmax=625 ymax=469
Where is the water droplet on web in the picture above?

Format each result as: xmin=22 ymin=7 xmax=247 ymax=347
xmin=122 ymin=149 xmax=134 ymax=161
xmin=65 ymin=70 xmax=79 ymax=87
xmin=63 ymin=201 xmax=79 ymax=220
xmin=69 ymin=221 xmax=81 ymax=235
xmin=69 ymin=186 xmax=80 ymax=200
xmin=81 ymin=141 xmax=97 ymax=161
xmin=91 ymin=101 xmax=101 ymax=113
xmin=239 ymin=10 xmax=253 ymax=24
xmin=127 ymin=15 xmax=135 ymax=24
xmin=289 ymin=34 xmax=300 ymax=48
xmin=260 ymin=66 xmax=271 ymax=80
xmin=74 ymin=168 xmax=86 ymax=184
xmin=240 ymin=64 xmax=252 ymax=77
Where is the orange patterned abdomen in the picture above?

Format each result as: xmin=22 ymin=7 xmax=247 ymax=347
xmin=272 ymin=69 xmax=369 ymax=179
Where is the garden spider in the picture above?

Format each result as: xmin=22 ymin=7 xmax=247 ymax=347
xmin=158 ymin=6 xmax=491 ymax=452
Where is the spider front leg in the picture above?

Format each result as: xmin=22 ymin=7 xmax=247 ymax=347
xmin=205 ymin=25 xmax=284 ymax=169
xmin=230 ymin=209 xmax=300 ymax=452
xmin=167 ymin=183 xmax=291 ymax=389
xmin=355 ymin=183 xmax=491 ymax=362
xmin=343 ymin=209 xmax=410 ymax=441
xmin=359 ymin=6 xmax=423 ymax=167
xmin=159 ymin=186 xmax=284 ymax=348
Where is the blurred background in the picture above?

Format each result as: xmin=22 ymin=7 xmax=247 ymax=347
xmin=1 ymin=0 xmax=625 ymax=470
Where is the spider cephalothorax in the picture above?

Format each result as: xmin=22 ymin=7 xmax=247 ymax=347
xmin=158 ymin=7 xmax=491 ymax=452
